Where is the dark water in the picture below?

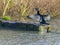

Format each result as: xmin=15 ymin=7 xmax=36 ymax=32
xmin=0 ymin=28 xmax=60 ymax=45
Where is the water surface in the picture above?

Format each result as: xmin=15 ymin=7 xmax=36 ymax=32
xmin=0 ymin=28 xmax=60 ymax=45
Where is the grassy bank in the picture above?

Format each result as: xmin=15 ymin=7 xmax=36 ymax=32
xmin=0 ymin=0 xmax=60 ymax=21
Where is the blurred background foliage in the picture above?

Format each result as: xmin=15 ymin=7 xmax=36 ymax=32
xmin=0 ymin=0 xmax=60 ymax=21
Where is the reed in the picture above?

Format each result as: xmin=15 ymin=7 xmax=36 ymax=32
xmin=0 ymin=0 xmax=60 ymax=20
xmin=20 ymin=0 xmax=34 ymax=21
xmin=3 ymin=0 xmax=12 ymax=17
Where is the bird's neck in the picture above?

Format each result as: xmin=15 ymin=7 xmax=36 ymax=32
xmin=37 ymin=11 xmax=41 ymax=16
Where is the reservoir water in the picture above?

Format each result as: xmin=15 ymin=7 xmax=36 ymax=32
xmin=0 ymin=18 xmax=60 ymax=45
xmin=0 ymin=28 xmax=60 ymax=45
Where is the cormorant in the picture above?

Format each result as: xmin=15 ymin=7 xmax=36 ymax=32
xmin=27 ymin=8 xmax=49 ymax=25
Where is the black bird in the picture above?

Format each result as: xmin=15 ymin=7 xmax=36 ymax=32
xmin=27 ymin=8 xmax=50 ymax=25
xmin=36 ymin=8 xmax=48 ymax=24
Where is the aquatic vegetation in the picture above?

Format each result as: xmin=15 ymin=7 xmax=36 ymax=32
xmin=3 ymin=16 xmax=11 ymax=20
